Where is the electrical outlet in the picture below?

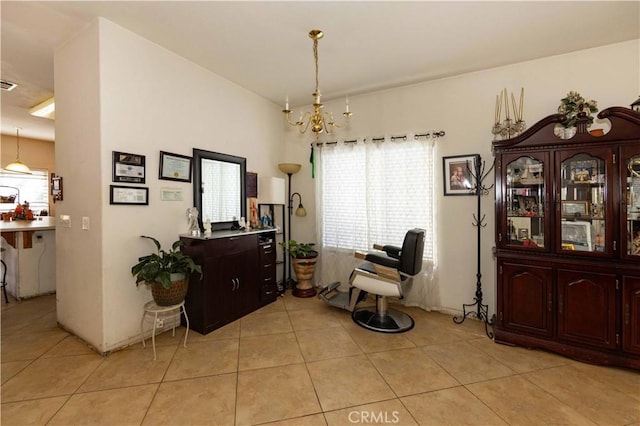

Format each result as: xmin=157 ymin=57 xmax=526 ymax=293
xmin=155 ymin=318 xmax=164 ymax=328
xmin=82 ymin=216 xmax=90 ymax=230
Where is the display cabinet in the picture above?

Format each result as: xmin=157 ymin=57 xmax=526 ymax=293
xmin=493 ymin=107 xmax=640 ymax=370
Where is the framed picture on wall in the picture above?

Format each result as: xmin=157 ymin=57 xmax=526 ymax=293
xmin=443 ymin=154 xmax=479 ymax=196
xmin=159 ymin=151 xmax=192 ymax=182
xmin=112 ymin=151 xmax=145 ymax=184
xmin=110 ymin=185 xmax=149 ymax=205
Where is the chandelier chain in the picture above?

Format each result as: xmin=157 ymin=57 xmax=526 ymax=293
xmin=313 ymin=37 xmax=319 ymax=95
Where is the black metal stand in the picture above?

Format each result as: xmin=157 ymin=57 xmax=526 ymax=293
xmin=453 ymin=156 xmax=495 ymax=338
xmin=283 ymin=172 xmax=295 ymax=290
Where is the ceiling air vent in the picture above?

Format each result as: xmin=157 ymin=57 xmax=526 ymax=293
xmin=1 ymin=79 xmax=18 ymax=91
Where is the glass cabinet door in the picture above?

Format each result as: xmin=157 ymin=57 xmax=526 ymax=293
xmin=558 ymin=149 xmax=611 ymax=255
xmin=504 ymin=154 xmax=547 ymax=249
xmin=623 ymin=147 xmax=640 ymax=258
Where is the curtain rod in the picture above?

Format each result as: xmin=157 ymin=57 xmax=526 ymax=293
xmin=313 ymin=130 xmax=445 ymax=147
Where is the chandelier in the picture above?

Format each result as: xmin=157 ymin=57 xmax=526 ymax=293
xmin=282 ymin=29 xmax=352 ymax=138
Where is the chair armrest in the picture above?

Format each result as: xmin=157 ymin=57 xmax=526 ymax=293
xmin=354 ymin=251 xmax=367 ymax=260
xmin=365 ymin=253 xmax=400 ymax=269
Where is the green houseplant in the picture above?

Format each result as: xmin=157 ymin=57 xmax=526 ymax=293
xmin=132 ymin=236 xmax=202 ymax=306
xmin=557 ymin=91 xmax=598 ymax=129
xmin=280 ymin=240 xmax=319 ymax=298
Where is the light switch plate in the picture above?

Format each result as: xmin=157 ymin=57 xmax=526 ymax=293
xmin=59 ymin=214 xmax=71 ymax=228
xmin=82 ymin=216 xmax=89 ymax=230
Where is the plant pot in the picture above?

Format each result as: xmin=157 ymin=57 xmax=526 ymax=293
xmin=291 ymin=254 xmax=318 ymax=298
xmin=151 ymin=273 xmax=188 ymax=306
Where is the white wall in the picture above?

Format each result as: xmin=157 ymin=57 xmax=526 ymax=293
xmin=55 ymin=18 xmax=284 ymax=352
xmin=286 ymin=39 xmax=640 ymax=316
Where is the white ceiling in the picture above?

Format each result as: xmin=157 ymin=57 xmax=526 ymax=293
xmin=2 ymin=1 xmax=639 ymax=142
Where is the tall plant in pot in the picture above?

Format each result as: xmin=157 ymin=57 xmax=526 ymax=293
xmin=280 ymin=240 xmax=318 ymax=298
xmin=132 ymin=236 xmax=202 ymax=306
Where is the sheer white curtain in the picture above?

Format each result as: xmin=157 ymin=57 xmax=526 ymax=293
xmin=315 ymin=135 xmax=438 ymax=310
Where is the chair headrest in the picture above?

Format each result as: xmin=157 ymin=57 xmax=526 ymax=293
xmin=400 ymin=228 xmax=425 ymax=275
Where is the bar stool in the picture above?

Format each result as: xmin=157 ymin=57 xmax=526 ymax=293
xmin=140 ymin=300 xmax=189 ymax=360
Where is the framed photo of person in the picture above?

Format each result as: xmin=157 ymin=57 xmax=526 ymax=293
xmin=443 ymin=154 xmax=479 ymax=196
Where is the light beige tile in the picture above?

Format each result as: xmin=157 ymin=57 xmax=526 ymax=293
xmin=78 ymin=346 xmax=175 ymax=392
xmin=283 ymin=293 xmax=327 ymax=312
xmin=324 ymin=398 xmax=418 ymax=426
xmin=401 ymin=386 xmax=507 ymax=425
xmin=246 ymin=297 xmax=287 ymax=316
xmin=143 ymin=374 xmax=236 ymax=425
xmin=239 ymin=332 xmax=303 ymax=371
xmin=288 ymin=307 xmax=344 ymax=332
xmin=240 ymin=311 xmax=293 ymax=337
xmin=422 ymin=340 xmax=515 ymax=384
xmin=467 ymin=337 xmax=573 ymax=373
xmin=264 ymin=413 xmax=327 ymax=426
xmin=49 ymin=384 xmax=157 ymax=426
xmin=296 ymin=327 xmax=362 ymax=362
xmin=1 ymin=354 xmax=103 ymax=402
xmin=570 ymin=362 xmax=640 ymax=402
xmin=236 ymin=364 xmax=321 ymax=425
xmin=307 ymin=354 xmax=395 ymax=412
xmin=1 ymin=328 xmax=69 ymax=362
xmin=466 ymin=375 xmax=596 ymax=425
xmin=368 ymin=347 xmax=459 ymax=396
xmin=1 ymin=360 xmax=31 ymax=384
xmin=0 ymin=396 xmax=68 ymax=425
xmin=343 ymin=321 xmax=416 ymax=353
xmin=187 ymin=319 xmax=241 ymax=342
xmin=525 ymin=364 xmax=640 ymax=425
xmin=404 ymin=316 xmax=472 ymax=347
xmin=164 ymin=338 xmax=238 ymax=381
xmin=42 ymin=335 xmax=96 ymax=357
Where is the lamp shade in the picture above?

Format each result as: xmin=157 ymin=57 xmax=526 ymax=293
xmin=4 ymin=160 xmax=32 ymax=174
xmin=258 ymin=177 xmax=286 ymax=205
xmin=278 ymin=163 xmax=301 ymax=175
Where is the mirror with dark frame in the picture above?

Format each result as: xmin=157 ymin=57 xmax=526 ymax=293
xmin=193 ymin=148 xmax=246 ymax=231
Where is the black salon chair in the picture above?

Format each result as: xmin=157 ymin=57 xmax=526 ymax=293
xmin=349 ymin=228 xmax=425 ymax=333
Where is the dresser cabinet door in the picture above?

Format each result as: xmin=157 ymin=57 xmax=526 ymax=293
xmin=557 ymin=269 xmax=617 ymax=350
xmin=499 ymin=261 xmax=553 ymax=337
xmin=623 ymin=276 xmax=640 ymax=356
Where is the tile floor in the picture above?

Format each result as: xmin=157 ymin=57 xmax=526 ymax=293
xmin=1 ymin=292 xmax=639 ymax=425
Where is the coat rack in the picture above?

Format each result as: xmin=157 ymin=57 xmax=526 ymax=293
xmin=453 ymin=155 xmax=495 ymax=338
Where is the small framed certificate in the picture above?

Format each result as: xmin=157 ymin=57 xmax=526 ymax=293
xmin=159 ymin=151 xmax=192 ymax=182
xmin=113 ymin=151 xmax=146 ymax=184
xmin=110 ymin=185 xmax=149 ymax=205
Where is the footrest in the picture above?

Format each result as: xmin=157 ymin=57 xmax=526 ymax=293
xmin=318 ymin=282 xmax=351 ymax=311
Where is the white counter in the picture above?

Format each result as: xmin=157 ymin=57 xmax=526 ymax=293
xmin=0 ymin=216 xmax=56 ymax=232
xmin=180 ymin=227 xmax=278 ymax=240
xmin=1 ymin=217 xmax=56 ymax=299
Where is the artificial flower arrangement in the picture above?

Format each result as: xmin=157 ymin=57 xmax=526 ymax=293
xmin=14 ymin=201 xmax=34 ymax=220
xmin=557 ymin=91 xmax=598 ymax=128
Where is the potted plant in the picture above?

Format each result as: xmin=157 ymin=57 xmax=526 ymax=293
xmin=132 ymin=236 xmax=202 ymax=306
xmin=280 ymin=240 xmax=318 ymax=298
xmin=557 ymin=91 xmax=598 ymax=137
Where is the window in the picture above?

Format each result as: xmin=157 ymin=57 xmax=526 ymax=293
xmin=0 ymin=169 xmax=49 ymax=214
xmin=318 ymin=138 xmax=435 ymax=261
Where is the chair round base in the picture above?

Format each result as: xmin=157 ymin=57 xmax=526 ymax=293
xmin=352 ymin=307 xmax=414 ymax=333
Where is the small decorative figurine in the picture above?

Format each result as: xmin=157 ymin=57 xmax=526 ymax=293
xmin=186 ymin=207 xmax=200 ymax=236
xmin=203 ymin=219 xmax=212 ymax=237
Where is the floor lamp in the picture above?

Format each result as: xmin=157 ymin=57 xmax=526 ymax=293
xmin=278 ymin=163 xmax=301 ymax=289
